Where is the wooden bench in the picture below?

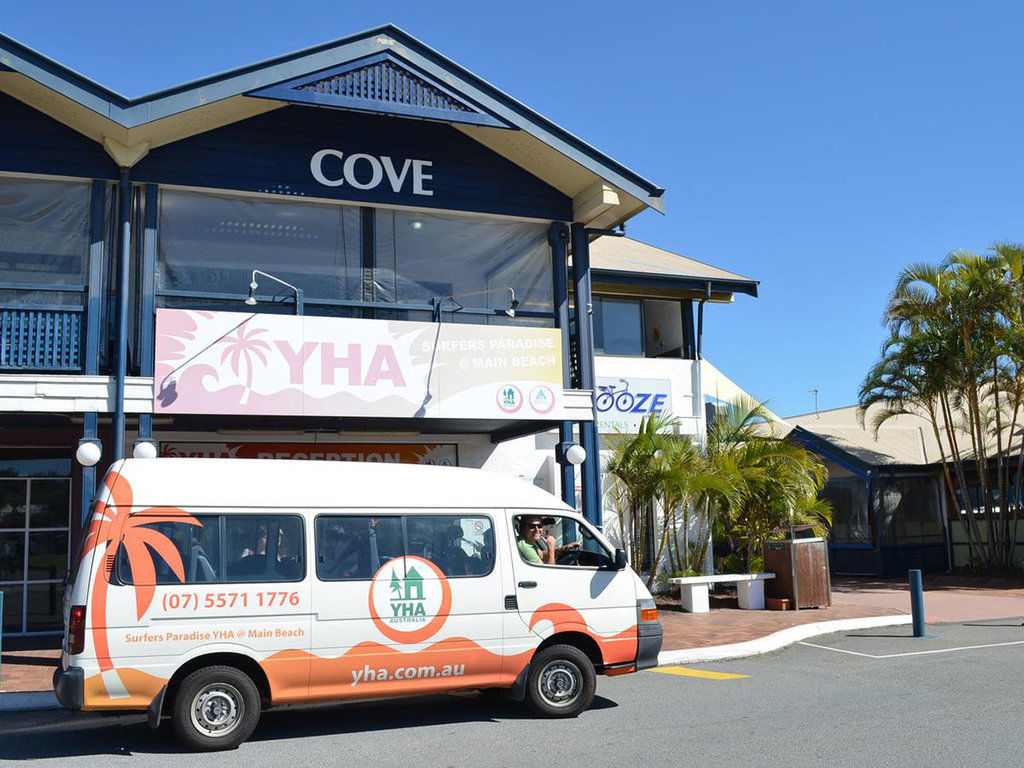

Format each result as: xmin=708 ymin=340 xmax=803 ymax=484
xmin=668 ymin=573 xmax=776 ymax=613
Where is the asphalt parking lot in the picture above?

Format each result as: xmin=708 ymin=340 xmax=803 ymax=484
xmin=2 ymin=620 xmax=1023 ymax=767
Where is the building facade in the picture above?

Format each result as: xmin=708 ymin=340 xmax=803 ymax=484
xmin=0 ymin=27 xmax=761 ymax=636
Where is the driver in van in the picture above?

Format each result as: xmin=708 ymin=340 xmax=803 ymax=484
xmin=517 ymin=515 xmax=580 ymax=565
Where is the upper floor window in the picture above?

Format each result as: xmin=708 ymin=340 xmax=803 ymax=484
xmin=374 ymin=209 xmax=552 ymax=318
xmin=593 ymin=297 xmax=643 ymax=356
xmin=0 ymin=177 xmax=90 ymax=306
xmin=157 ymin=189 xmax=362 ymax=303
xmin=593 ymin=296 xmax=692 ymax=358
xmin=156 ymin=188 xmax=553 ymax=324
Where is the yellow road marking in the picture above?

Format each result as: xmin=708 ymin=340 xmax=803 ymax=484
xmin=648 ymin=666 xmax=749 ymax=680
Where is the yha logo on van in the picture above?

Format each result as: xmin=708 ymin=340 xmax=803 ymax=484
xmin=310 ymin=150 xmax=434 ymax=197
xmin=368 ymin=556 xmax=452 ymax=643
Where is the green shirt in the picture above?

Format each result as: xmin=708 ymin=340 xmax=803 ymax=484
xmin=517 ymin=536 xmax=543 ymax=564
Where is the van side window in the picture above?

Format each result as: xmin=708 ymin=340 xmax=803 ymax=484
xmin=315 ymin=515 xmax=494 ymax=580
xmin=316 ymin=516 xmax=403 ymax=580
xmin=513 ymin=514 xmax=613 ymax=568
xmin=225 ymin=516 xmax=305 ymax=582
xmin=115 ymin=514 xmax=220 ymax=584
xmin=405 ymin=515 xmax=494 ymax=577
xmin=116 ymin=514 xmax=304 ymax=584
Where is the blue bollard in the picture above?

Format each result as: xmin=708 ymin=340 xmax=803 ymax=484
xmin=909 ymin=569 xmax=926 ymax=638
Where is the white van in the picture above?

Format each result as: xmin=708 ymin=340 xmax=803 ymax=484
xmin=54 ymin=458 xmax=662 ymax=751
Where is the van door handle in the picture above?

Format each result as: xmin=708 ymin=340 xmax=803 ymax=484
xmin=518 ymin=581 xmax=537 ymax=588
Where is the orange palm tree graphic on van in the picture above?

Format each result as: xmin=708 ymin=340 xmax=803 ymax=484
xmin=217 ymin=321 xmax=270 ymax=405
xmin=83 ymin=473 xmax=200 ymax=688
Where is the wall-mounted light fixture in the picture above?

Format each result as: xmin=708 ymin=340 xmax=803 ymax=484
xmin=76 ymin=438 xmax=102 ymax=467
xmin=244 ymin=269 xmax=304 ymax=315
xmin=432 ymin=286 xmax=519 ymax=322
xmin=132 ymin=439 xmax=158 ymax=459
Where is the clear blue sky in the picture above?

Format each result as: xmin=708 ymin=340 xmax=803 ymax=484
xmin=5 ymin=1 xmax=1022 ymax=416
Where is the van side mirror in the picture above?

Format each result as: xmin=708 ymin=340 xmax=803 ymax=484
xmin=614 ymin=548 xmax=627 ymax=571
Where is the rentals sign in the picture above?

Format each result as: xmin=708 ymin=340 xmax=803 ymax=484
xmin=154 ymin=309 xmax=562 ymax=420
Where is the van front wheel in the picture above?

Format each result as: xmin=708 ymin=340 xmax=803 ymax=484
xmin=525 ymin=644 xmax=596 ymax=718
xmin=171 ymin=666 xmax=261 ymax=751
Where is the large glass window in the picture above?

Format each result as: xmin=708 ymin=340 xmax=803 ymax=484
xmin=157 ymin=189 xmax=361 ymax=301
xmin=0 ymin=177 xmax=91 ymax=310
xmin=0 ymin=177 xmax=90 ymax=287
xmin=821 ymin=476 xmax=871 ymax=545
xmin=374 ymin=209 xmax=552 ymax=316
xmin=875 ymin=477 xmax=944 ymax=544
xmin=593 ymin=297 xmax=643 ymax=356
xmin=0 ymin=453 xmax=71 ymax=634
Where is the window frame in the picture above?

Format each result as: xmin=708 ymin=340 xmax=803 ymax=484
xmin=313 ymin=511 xmax=497 ymax=582
xmin=511 ymin=512 xmax=615 ymax=571
xmin=113 ymin=512 xmax=307 ymax=586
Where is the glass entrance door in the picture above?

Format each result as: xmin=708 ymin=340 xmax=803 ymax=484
xmin=0 ymin=454 xmax=72 ymax=635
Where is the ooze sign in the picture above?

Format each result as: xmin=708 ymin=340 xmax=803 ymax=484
xmin=154 ymin=309 xmax=563 ymax=420
xmin=369 ymin=556 xmax=451 ymax=643
xmin=595 ymin=376 xmax=673 ymax=434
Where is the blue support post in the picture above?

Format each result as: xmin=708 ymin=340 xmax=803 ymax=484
xmin=909 ymin=569 xmax=926 ymax=638
xmin=112 ymin=169 xmax=132 ymax=461
xmin=80 ymin=412 xmax=98 ymax=526
xmin=549 ymin=222 xmax=575 ymax=506
xmin=136 ymin=185 xmax=159 ymax=445
xmin=570 ymin=223 xmax=602 ymax=528
xmin=80 ymin=181 xmax=106 ymax=520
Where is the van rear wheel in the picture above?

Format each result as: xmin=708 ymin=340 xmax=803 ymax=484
xmin=525 ymin=644 xmax=596 ymax=718
xmin=171 ymin=665 xmax=261 ymax=751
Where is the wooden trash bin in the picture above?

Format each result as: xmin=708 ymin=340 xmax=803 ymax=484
xmin=763 ymin=538 xmax=831 ymax=609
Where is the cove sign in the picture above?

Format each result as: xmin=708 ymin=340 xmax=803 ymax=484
xmin=310 ymin=150 xmax=434 ymax=196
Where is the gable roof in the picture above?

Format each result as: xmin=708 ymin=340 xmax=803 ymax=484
xmin=587 ymin=236 xmax=759 ymax=301
xmin=780 ymin=404 xmax=941 ymax=467
xmin=0 ymin=25 xmax=664 ymax=226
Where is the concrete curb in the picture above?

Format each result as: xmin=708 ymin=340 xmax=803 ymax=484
xmin=657 ymin=613 xmax=913 ymax=666
xmin=0 ymin=690 xmax=60 ymax=712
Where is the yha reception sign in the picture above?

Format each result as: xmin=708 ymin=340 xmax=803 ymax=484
xmin=153 ymin=309 xmax=563 ymax=420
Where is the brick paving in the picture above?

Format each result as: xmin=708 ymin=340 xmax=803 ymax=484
xmin=1 ymin=648 xmax=58 ymax=694
xmin=657 ymin=596 xmax=903 ymax=651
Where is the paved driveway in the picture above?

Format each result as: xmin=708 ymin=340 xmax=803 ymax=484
xmin=3 ymin=619 xmax=1023 ymax=767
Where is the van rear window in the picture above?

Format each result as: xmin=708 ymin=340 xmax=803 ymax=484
xmin=316 ymin=514 xmax=494 ymax=580
xmin=115 ymin=514 xmax=304 ymax=584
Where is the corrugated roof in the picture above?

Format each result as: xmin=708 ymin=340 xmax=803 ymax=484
xmin=590 ymin=236 xmax=756 ymax=284
xmin=780 ymin=405 xmax=941 ymax=467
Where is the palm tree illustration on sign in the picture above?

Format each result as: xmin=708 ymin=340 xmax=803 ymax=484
xmin=217 ymin=321 xmax=271 ymax=405
xmin=82 ymin=473 xmax=201 ymax=696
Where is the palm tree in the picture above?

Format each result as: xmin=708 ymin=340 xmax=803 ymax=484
xmin=706 ymin=397 xmax=831 ymax=570
xmin=218 ymin=321 xmax=271 ymax=405
xmin=862 ymin=246 xmax=1024 ymax=569
xmin=83 ymin=473 xmax=201 ymax=690
xmin=605 ymin=400 xmax=829 ymax=583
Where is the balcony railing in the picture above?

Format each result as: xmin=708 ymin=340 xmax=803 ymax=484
xmin=0 ymin=307 xmax=84 ymax=371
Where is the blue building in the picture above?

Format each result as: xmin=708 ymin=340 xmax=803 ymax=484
xmin=0 ymin=26 xmax=677 ymax=635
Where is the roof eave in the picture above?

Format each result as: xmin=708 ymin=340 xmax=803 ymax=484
xmin=591 ymin=268 xmax=759 ymax=298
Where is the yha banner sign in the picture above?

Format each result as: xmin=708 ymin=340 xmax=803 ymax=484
xmin=595 ymin=376 xmax=673 ymax=434
xmin=153 ymin=309 xmax=563 ymax=420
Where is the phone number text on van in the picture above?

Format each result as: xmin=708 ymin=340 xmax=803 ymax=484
xmin=160 ymin=591 xmax=301 ymax=612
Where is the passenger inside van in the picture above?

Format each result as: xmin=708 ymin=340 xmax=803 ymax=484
xmin=516 ymin=515 xmax=580 ymax=565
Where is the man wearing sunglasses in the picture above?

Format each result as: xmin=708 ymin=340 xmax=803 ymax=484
xmin=517 ymin=515 xmax=580 ymax=565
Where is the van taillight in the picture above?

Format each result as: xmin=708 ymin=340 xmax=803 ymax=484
xmin=68 ymin=605 xmax=86 ymax=655
xmin=638 ymin=599 xmax=659 ymax=623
